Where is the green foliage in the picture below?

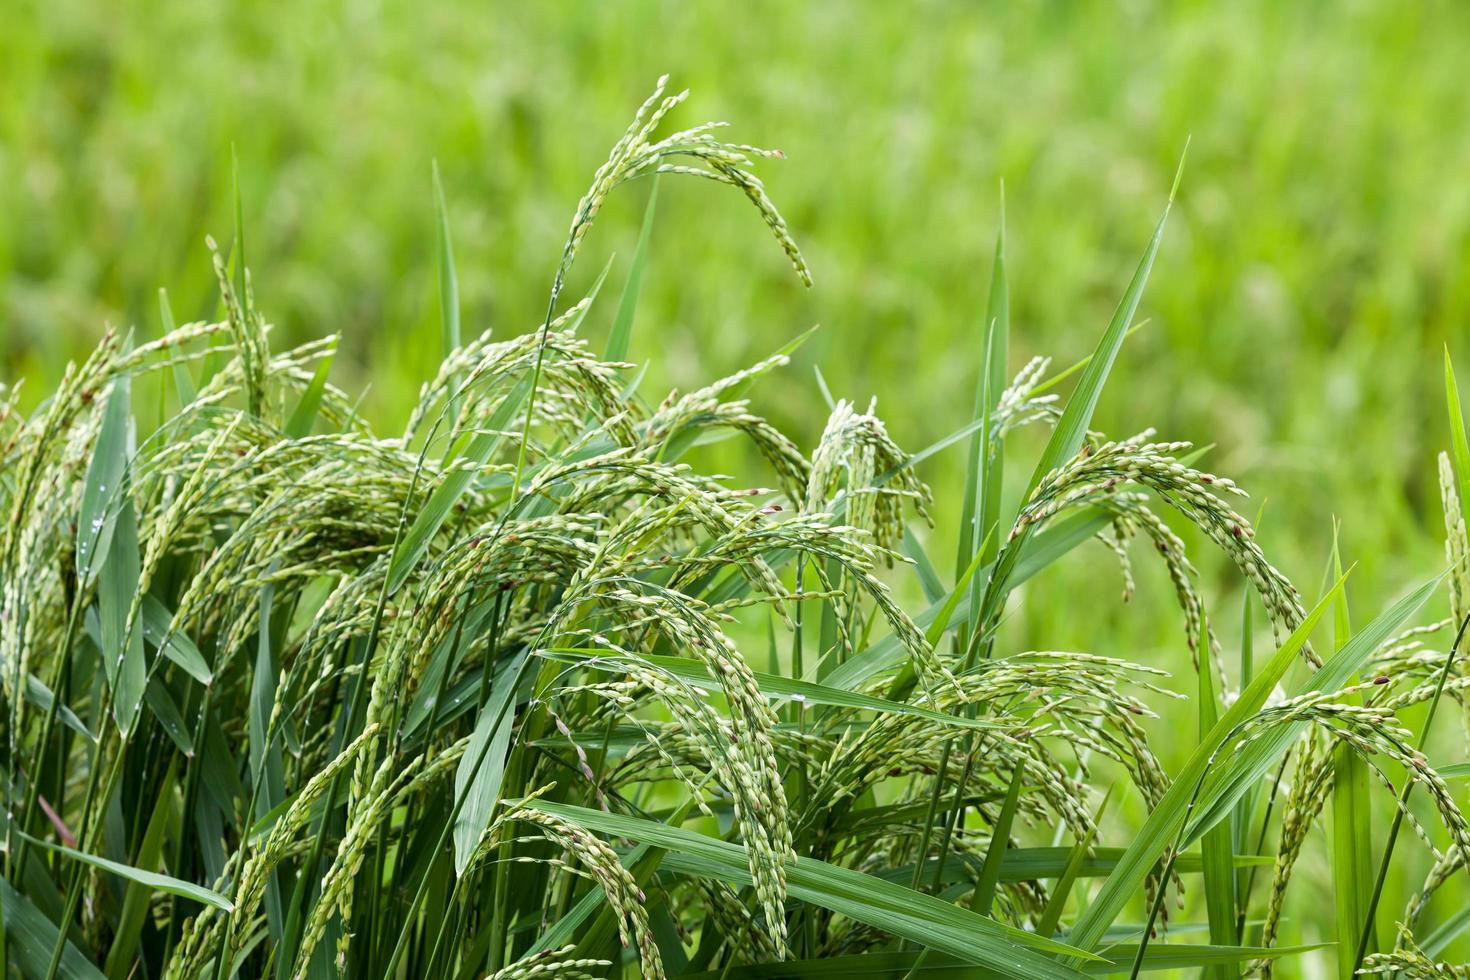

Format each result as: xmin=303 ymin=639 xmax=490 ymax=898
xmin=3 ymin=77 xmax=1470 ymax=980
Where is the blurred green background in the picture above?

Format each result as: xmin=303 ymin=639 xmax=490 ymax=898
xmin=5 ymin=0 xmax=1470 ymax=962
xmin=6 ymin=1 xmax=1469 ymax=603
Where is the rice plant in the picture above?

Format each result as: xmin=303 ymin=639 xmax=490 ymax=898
xmin=2 ymin=78 xmax=1469 ymax=979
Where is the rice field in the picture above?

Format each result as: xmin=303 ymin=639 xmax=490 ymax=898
xmin=5 ymin=4 xmax=1470 ymax=978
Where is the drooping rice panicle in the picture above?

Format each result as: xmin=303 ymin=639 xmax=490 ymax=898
xmin=5 ymin=74 xmax=1469 ymax=980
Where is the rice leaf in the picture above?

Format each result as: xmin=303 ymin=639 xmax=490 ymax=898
xmin=956 ymin=198 xmax=1007 ymax=580
xmin=144 ymin=678 xmax=194 ymax=756
xmin=284 ymin=340 xmax=336 ymax=439
xmin=102 ymin=761 xmax=177 ymax=978
xmin=1068 ymin=571 xmax=1341 ymax=952
xmin=433 ymin=161 xmax=462 ymax=428
xmin=249 ymin=576 xmax=288 ymax=938
xmin=0 ymin=878 xmax=103 ymax=980
xmin=925 ymin=531 xmax=992 ymax=648
xmin=25 ymin=674 xmax=94 ymax=744
xmin=231 ymin=147 xmax=249 ymax=322
xmin=1445 ymin=349 xmax=1470 ymax=524
xmin=971 ymin=767 xmax=1024 ymax=915
xmin=387 ymin=374 xmax=532 ymax=596
xmin=1231 ymin=589 xmax=1256 ymax=913
xmin=18 ymin=831 xmax=233 ymax=912
xmin=453 ymin=650 xmax=528 ymax=875
xmin=1187 ymin=573 xmax=1441 ymax=839
xmin=390 ymin=263 xmax=613 ymax=595
xmin=519 ymin=799 xmax=1102 ymax=976
xmin=1328 ymin=534 xmax=1374 ymax=976
xmin=674 ymin=944 xmax=1324 ymax=978
xmin=158 ymin=289 xmax=196 ymax=408
xmin=1197 ymin=627 xmax=1238 ymax=979
xmin=903 ymin=528 xmax=945 ymax=605
xmin=1032 ymin=323 xmax=1149 ymax=396
xmin=606 ymin=173 xmax=659 ymax=362
xmin=842 ymin=509 xmax=1110 ymax=697
xmin=543 ymin=649 xmax=998 ymax=730
xmin=1421 ymin=906 xmax=1470 ymax=959
xmin=1022 ymin=151 xmax=1183 ymax=500
xmin=140 ymin=595 xmax=212 ymax=685
xmin=1037 ymin=788 xmax=1112 ymax=938
xmin=75 ymin=374 xmax=131 ymax=585
xmin=98 ymin=476 xmax=147 ymax=736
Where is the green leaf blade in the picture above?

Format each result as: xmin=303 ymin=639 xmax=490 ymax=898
xmin=606 ymin=173 xmax=659 ymax=363
xmin=520 ymin=800 xmax=1100 ymax=978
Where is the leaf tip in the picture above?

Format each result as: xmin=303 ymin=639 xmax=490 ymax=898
xmin=1169 ymin=136 xmax=1191 ymax=205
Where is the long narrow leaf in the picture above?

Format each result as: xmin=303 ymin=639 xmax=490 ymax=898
xmin=453 ymin=650 xmax=528 ymax=874
xmin=1037 ymin=789 xmax=1112 ymax=938
xmin=387 ymin=375 xmax=532 ymax=596
xmin=543 ymin=650 xmax=998 ymax=731
xmin=1068 ymin=573 xmax=1341 ymax=952
xmin=99 ymin=478 xmax=147 ymax=735
xmin=0 ymin=879 xmax=103 ymax=980
xmin=606 ymin=173 xmax=659 ymax=362
xmin=284 ymin=341 xmax=336 ymax=439
xmin=972 ymin=768 xmax=1024 ymax=915
xmin=1197 ymin=632 xmax=1237 ymax=979
xmin=1445 ymin=349 xmax=1470 ymax=526
xmin=433 ymin=161 xmax=462 ymax=428
xmin=75 ymin=375 xmax=131 ymax=585
xmin=1022 ymin=154 xmax=1183 ymax=500
xmin=834 ymin=508 xmax=1113 ymax=695
xmin=1328 ymin=536 xmax=1374 ymax=976
xmin=521 ymin=800 xmax=1100 ymax=976
xmin=19 ymin=831 xmax=232 ymax=912
xmin=1186 ymin=573 xmax=1441 ymax=839
xmin=675 ymin=944 xmax=1325 ymax=978
xmin=140 ymin=595 xmax=212 ymax=685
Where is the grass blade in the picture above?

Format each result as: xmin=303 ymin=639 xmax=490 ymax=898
xmin=433 ymin=161 xmax=462 ymax=428
xmin=1197 ymin=621 xmax=1238 ymax=979
xmin=386 ymin=374 xmax=531 ymax=596
xmin=976 ymin=186 xmax=1009 ymax=572
xmin=102 ymin=761 xmax=177 ymax=978
xmin=1022 ymin=149 xmax=1184 ymax=500
xmin=248 ymin=577 xmax=287 ymax=938
xmin=1350 ymin=609 xmax=1470 ymax=973
xmin=453 ymin=650 xmax=527 ymax=875
xmin=971 ymin=767 xmax=1024 ymax=916
xmin=544 ymin=650 xmax=999 ymax=730
xmin=1068 ymin=571 xmax=1341 ymax=952
xmin=903 ymin=528 xmax=945 ymax=605
xmin=1231 ymin=589 xmax=1256 ymax=924
xmin=18 ymin=831 xmax=232 ymax=912
xmin=99 ymin=474 xmax=146 ymax=736
xmin=144 ymin=678 xmax=194 ymax=755
xmin=284 ymin=340 xmax=336 ymax=439
xmin=1037 ymin=788 xmax=1112 ymax=938
xmin=519 ymin=799 xmax=1101 ymax=977
xmin=75 ymin=374 xmax=131 ymax=585
xmin=925 ymin=531 xmax=992 ymax=648
xmin=140 ymin=595 xmax=212 ymax=686
xmin=388 ymin=261 xmax=612 ymax=596
xmin=0 ymin=879 xmax=103 ymax=980
xmin=606 ymin=173 xmax=659 ymax=362
xmin=1327 ymin=533 xmax=1374 ymax=976
xmin=1445 ymin=348 xmax=1470 ymax=523
xmin=957 ymin=194 xmax=1007 ymax=580
xmin=24 ymin=674 xmax=94 ymax=744
xmin=158 ymin=289 xmax=196 ymax=408
xmin=676 ymin=944 xmax=1324 ymax=978
xmin=1187 ymin=573 xmax=1441 ymax=840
